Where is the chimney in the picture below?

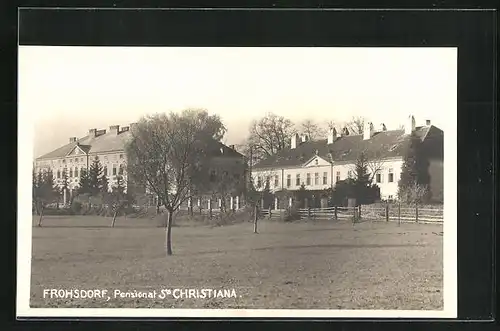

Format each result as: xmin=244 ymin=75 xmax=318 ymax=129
xmin=363 ymin=121 xmax=374 ymax=140
xmin=405 ymin=115 xmax=416 ymax=135
xmin=109 ymin=125 xmax=120 ymax=135
xmin=342 ymin=127 xmax=350 ymax=136
xmin=327 ymin=128 xmax=338 ymax=144
xmin=379 ymin=123 xmax=387 ymax=132
xmin=89 ymin=128 xmax=97 ymax=137
xmin=426 ymin=119 xmax=431 ymax=126
xmin=69 ymin=137 xmax=77 ymax=143
xmin=291 ymin=133 xmax=299 ymax=149
xmin=301 ymin=135 xmax=308 ymax=143
xmin=229 ymin=144 xmax=235 ymax=150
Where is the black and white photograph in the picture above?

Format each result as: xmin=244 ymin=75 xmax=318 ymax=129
xmin=18 ymin=45 xmax=457 ymax=318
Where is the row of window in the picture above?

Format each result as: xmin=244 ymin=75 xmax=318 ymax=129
xmin=41 ymin=154 xmax=124 ymax=167
xmin=256 ymin=168 xmax=396 ymax=188
xmin=55 ymin=165 xmax=124 ymax=178
xmin=94 ymin=154 xmax=124 ymax=161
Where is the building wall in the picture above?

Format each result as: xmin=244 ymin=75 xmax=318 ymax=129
xmin=35 ymin=150 xmax=128 ymax=194
xmin=252 ymin=158 xmax=404 ymax=201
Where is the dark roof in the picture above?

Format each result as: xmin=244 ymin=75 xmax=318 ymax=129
xmin=37 ymin=130 xmax=243 ymax=160
xmin=253 ymin=126 xmax=440 ymax=169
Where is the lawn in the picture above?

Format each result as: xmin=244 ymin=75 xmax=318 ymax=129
xmin=30 ymin=215 xmax=443 ymax=310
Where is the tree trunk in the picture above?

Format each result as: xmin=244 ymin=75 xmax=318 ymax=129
xmin=111 ymin=209 xmax=118 ymax=227
xmin=253 ymin=204 xmax=258 ymax=234
xmin=165 ymin=209 xmax=173 ymax=256
xmin=38 ymin=206 xmax=44 ymax=227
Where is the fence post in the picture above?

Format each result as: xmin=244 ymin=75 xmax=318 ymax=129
xmin=385 ymin=204 xmax=389 ymax=222
xmin=235 ymin=196 xmax=240 ymax=210
xmin=358 ymin=205 xmax=362 ymax=220
xmin=308 ymin=207 xmax=311 ymax=219
xmin=334 ymin=206 xmax=338 ymax=220
xmin=208 ymin=199 xmax=212 ymax=219
xmin=415 ymin=203 xmax=419 ymax=223
xmin=398 ymin=201 xmax=401 ymax=226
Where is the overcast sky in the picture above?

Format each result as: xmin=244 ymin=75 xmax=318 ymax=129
xmin=19 ymin=47 xmax=457 ymax=158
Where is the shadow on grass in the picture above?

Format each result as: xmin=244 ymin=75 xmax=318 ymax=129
xmin=185 ymin=242 xmax=425 ymax=256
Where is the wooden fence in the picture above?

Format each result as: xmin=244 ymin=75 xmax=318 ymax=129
xmin=256 ymin=204 xmax=443 ymax=224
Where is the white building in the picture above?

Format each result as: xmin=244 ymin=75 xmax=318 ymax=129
xmin=251 ymin=115 xmax=444 ymax=202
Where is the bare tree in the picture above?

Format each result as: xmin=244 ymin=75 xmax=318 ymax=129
xmin=105 ymin=174 xmax=134 ymax=227
xmin=245 ymin=113 xmax=296 ymax=163
xmin=326 ymin=120 xmax=337 ymax=130
xmin=345 ymin=116 xmax=366 ymax=135
xmin=125 ymin=109 xmax=224 ymax=256
xmin=299 ymin=119 xmax=327 ymax=141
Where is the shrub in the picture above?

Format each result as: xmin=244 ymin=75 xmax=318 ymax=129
xmin=71 ymin=201 xmax=82 ymax=214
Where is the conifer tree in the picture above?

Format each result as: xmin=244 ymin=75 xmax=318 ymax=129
xmin=78 ymin=168 xmax=92 ymax=195
xmin=398 ymin=133 xmax=431 ymax=202
xmin=88 ymin=158 xmax=105 ymax=195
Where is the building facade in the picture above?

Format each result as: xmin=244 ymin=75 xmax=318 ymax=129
xmin=34 ymin=123 xmax=246 ymax=205
xmin=251 ymin=115 xmax=444 ymax=204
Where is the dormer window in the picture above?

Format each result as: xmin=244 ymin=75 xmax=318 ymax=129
xmin=315 ymin=159 xmax=318 ymax=165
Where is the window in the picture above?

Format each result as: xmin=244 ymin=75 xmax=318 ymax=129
xmin=62 ymin=159 xmax=66 ymax=164
xmin=376 ymin=173 xmax=382 ymax=183
xmin=388 ymin=168 xmax=394 ymax=183
xmin=70 ymin=158 xmax=73 ymax=163
xmin=315 ymin=159 xmax=318 ymax=165
xmin=256 ymin=176 xmax=262 ymax=188
xmin=80 ymin=158 xmax=84 ymax=162
xmin=388 ymin=195 xmax=394 ymax=200
xmin=57 ymin=170 xmax=61 ymax=179
xmin=81 ymin=168 xmax=85 ymax=176
xmin=95 ymin=155 xmax=99 ymax=160
xmin=74 ymin=168 xmax=79 ymax=177
xmin=323 ymin=172 xmax=328 ymax=184
xmin=296 ymin=174 xmax=300 ymax=186
xmin=306 ymin=173 xmax=311 ymax=185
xmin=119 ymin=165 xmax=124 ymax=175
xmin=119 ymin=154 xmax=123 ymax=159
xmin=113 ymin=166 xmax=117 ymax=176
xmin=336 ymin=171 xmax=340 ymax=183
xmin=102 ymin=166 xmax=107 ymax=177
xmin=274 ymin=175 xmax=279 ymax=187
xmin=347 ymin=170 xmax=353 ymax=178
xmin=265 ymin=176 xmax=270 ymax=188
xmin=314 ymin=172 xmax=319 ymax=185
xmin=287 ymin=174 xmax=291 ymax=187
xmin=69 ymin=168 xmax=73 ymax=177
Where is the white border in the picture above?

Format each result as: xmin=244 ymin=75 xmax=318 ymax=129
xmin=16 ymin=47 xmax=457 ymax=319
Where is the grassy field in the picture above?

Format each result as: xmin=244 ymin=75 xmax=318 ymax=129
xmin=30 ymin=215 xmax=443 ymax=310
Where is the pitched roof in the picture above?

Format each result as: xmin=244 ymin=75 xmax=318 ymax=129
xmin=253 ymin=126 xmax=439 ymax=170
xmin=36 ymin=130 xmax=243 ymax=160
